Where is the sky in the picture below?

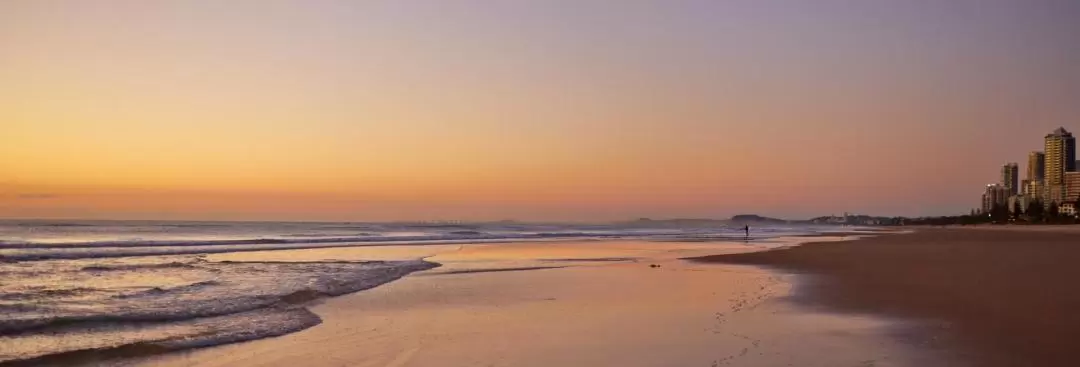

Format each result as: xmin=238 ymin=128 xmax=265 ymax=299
xmin=2 ymin=0 xmax=1080 ymax=221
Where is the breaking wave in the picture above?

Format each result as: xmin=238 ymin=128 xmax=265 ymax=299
xmin=0 ymin=258 xmax=438 ymax=364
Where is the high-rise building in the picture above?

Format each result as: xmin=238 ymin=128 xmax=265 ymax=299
xmin=1066 ymin=171 xmax=1080 ymax=204
xmin=981 ymin=184 xmax=1009 ymax=214
xmin=1008 ymin=195 xmax=1032 ymax=214
xmin=1045 ymin=128 xmax=1076 ymax=184
xmin=1048 ymin=185 xmax=1066 ymax=206
xmin=1001 ymin=163 xmax=1019 ymax=196
xmin=1044 ymin=128 xmax=1076 ymax=203
xmin=1024 ymin=180 xmax=1043 ymax=200
xmin=1027 ymin=151 xmax=1045 ymax=182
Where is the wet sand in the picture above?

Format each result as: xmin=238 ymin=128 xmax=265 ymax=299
xmin=137 ymin=238 xmax=931 ymax=367
xmin=690 ymin=227 xmax=1080 ymax=367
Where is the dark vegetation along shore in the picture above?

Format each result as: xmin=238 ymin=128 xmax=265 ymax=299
xmin=689 ymin=228 xmax=1080 ymax=367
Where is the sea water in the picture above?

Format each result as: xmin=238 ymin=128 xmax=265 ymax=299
xmin=0 ymin=220 xmax=855 ymax=364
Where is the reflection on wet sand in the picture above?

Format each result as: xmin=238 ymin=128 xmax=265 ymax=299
xmin=142 ymin=236 xmax=932 ymax=367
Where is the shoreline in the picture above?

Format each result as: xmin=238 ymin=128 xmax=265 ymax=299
xmin=687 ymin=227 xmax=1080 ymax=367
xmin=2 ymin=233 xmax=896 ymax=366
xmin=0 ymin=259 xmax=439 ymax=366
xmin=134 ymin=236 xmax=926 ymax=367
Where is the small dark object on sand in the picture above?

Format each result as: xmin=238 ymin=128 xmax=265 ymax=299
xmin=649 ymin=264 xmax=661 ymax=268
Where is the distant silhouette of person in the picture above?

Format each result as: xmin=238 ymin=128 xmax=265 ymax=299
xmin=744 ymin=225 xmax=750 ymax=237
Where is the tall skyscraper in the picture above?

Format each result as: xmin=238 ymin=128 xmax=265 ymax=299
xmin=1027 ymin=151 xmax=1045 ymax=182
xmin=1001 ymin=163 xmax=1019 ymax=196
xmin=1044 ymin=127 xmax=1076 ymax=203
xmin=981 ymin=184 xmax=1009 ymax=214
xmin=1045 ymin=128 xmax=1077 ymax=185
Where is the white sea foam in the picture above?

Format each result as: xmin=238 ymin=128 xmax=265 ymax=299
xmin=0 ymin=255 xmax=436 ymax=364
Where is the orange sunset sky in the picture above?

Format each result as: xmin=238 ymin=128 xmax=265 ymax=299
xmin=3 ymin=1 xmax=1079 ymax=221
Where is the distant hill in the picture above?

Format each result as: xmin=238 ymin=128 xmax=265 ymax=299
xmin=623 ymin=215 xmax=795 ymax=227
xmin=622 ymin=218 xmax=728 ymax=228
xmin=623 ymin=214 xmax=895 ymax=227
xmin=807 ymin=215 xmax=894 ymax=226
xmin=728 ymin=214 xmax=791 ymax=224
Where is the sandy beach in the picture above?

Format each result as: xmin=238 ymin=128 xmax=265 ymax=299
xmin=691 ymin=227 xmax=1080 ymax=367
xmin=132 ymin=236 xmax=930 ymax=367
xmin=19 ymin=227 xmax=1076 ymax=366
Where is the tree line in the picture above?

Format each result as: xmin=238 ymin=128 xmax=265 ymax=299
xmin=889 ymin=198 xmax=1080 ymax=226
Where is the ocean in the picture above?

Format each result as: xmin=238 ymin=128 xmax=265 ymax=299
xmin=0 ymin=219 xmax=852 ymax=364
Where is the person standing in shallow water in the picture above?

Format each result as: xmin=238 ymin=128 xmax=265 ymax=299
xmin=744 ymin=225 xmax=750 ymax=237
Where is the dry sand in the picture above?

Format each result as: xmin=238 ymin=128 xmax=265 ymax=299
xmin=690 ymin=227 xmax=1080 ymax=367
xmin=134 ymin=238 xmax=929 ymax=367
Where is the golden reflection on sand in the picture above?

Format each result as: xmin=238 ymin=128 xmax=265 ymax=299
xmin=146 ymin=238 xmax=922 ymax=367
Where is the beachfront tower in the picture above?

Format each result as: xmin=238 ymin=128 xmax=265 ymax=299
xmin=981 ymin=184 xmax=1009 ymax=214
xmin=1028 ymin=151 xmax=1045 ymax=182
xmin=1024 ymin=180 xmax=1043 ymax=198
xmin=1066 ymin=171 xmax=1080 ymax=205
xmin=1001 ymin=163 xmax=1019 ymax=196
xmin=1044 ymin=128 xmax=1076 ymax=203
